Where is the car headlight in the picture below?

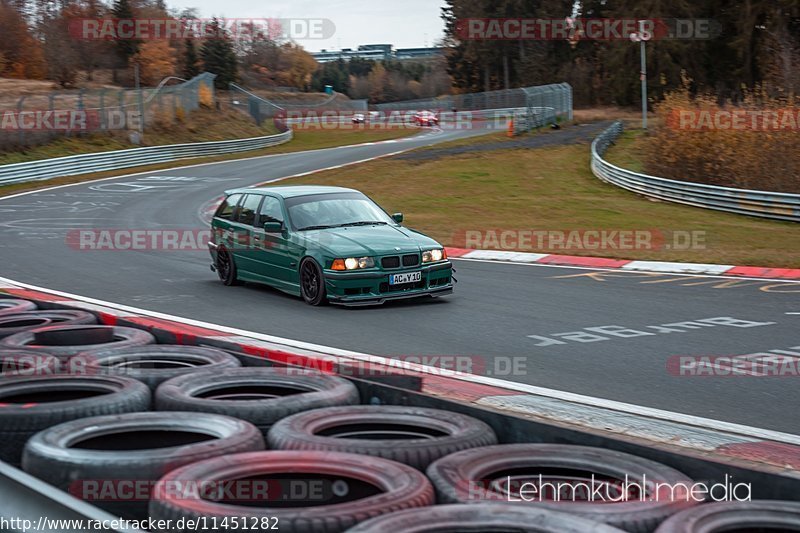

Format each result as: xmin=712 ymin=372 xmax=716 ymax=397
xmin=422 ymin=248 xmax=446 ymax=263
xmin=332 ymin=257 xmax=375 ymax=270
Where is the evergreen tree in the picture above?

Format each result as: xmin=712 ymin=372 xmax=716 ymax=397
xmin=111 ymin=0 xmax=139 ymax=69
xmin=183 ymin=38 xmax=199 ymax=79
xmin=200 ymin=18 xmax=238 ymax=88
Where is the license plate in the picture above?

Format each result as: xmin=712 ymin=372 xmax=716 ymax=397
xmin=389 ymin=271 xmax=422 ymax=285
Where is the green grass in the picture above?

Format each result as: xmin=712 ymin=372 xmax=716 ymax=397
xmin=281 ymin=132 xmax=800 ymax=268
xmin=603 ymin=129 xmax=647 ymax=172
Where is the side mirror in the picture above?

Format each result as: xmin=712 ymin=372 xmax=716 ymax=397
xmin=263 ymin=221 xmax=284 ymax=233
xmin=391 ymin=213 xmax=404 ymax=223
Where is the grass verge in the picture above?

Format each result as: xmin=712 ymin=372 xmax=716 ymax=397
xmin=281 ymin=129 xmax=800 ymax=268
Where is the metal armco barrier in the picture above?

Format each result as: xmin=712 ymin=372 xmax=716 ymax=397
xmin=591 ymin=121 xmax=800 ymax=223
xmin=0 ymin=130 xmax=293 ymax=187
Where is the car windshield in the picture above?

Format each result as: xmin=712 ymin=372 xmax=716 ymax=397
xmin=286 ymin=192 xmax=395 ymax=231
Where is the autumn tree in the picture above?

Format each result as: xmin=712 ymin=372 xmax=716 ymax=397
xmin=0 ymin=1 xmax=46 ymax=79
xmin=134 ymin=40 xmax=176 ymax=85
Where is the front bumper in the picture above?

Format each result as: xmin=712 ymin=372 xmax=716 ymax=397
xmin=324 ymin=261 xmax=454 ymax=306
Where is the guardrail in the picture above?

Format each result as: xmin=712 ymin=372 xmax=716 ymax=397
xmin=0 ymin=130 xmax=293 ymax=187
xmin=591 ymin=121 xmax=800 ymax=223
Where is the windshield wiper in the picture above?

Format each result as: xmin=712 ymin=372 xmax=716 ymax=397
xmin=297 ymin=224 xmax=340 ymax=231
xmin=339 ymin=221 xmax=389 ymax=227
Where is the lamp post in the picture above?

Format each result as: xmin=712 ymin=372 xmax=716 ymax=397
xmin=630 ymin=21 xmax=651 ymax=130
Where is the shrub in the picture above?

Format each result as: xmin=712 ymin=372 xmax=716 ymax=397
xmin=646 ymin=81 xmax=799 ymax=193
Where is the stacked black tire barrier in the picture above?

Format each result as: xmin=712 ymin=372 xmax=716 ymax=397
xmin=426 ymin=444 xmax=698 ymax=533
xmin=655 ymin=500 xmax=800 ymax=532
xmin=22 ymin=412 xmax=265 ymax=520
xmin=0 ymin=299 xmax=37 ymax=316
xmin=0 ymin=298 xmax=794 ymax=532
xmin=0 ymin=310 xmax=97 ymax=339
xmin=149 ymin=451 xmax=436 ymax=533
xmin=155 ymin=368 xmax=360 ymax=435
xmin=267 ymin=405 xmax=498 ymax=469
xmin=0 ymin=375 xmax=151 ymax=466
xmin=345 ymin=504 xmax=627 ymax=532
xmin=82 ymin=345 xmax=242 ymax=390
xmin=0 ymin=325 xmax=155 ymax=357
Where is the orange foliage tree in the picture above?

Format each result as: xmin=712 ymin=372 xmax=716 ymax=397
xmin=134 ymin=41 xmax=176 ymax=85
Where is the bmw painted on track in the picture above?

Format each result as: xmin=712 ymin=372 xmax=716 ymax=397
xmin=209 ymin=186 xmax=454 ymax=306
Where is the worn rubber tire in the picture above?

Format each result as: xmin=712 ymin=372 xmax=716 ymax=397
xmin=268 ymin=405 xmax=497 ymax=470
xmin=426 ymin=444 xmax=697 ymax=532
xmin=82 ymin=345 xmax=241 ymax=390
xmin=155 ymin=368 xmax=359 ymax=435
xmin=0 ymin=310 xmax=97 ymax=339
xmin=300 ymin=258 xmax=327 ymax=306
xmin=216 ymin=246 xmax=242 ymax=286
xmin=0 ymin=299 xmax=36 ymax=316
xmin=655 ymin=500 xmax=800 ymax=532
xmin=0 ymin=350 xmax=60 ymax=377
xmin=23 ymin=411 xmax=265 ymax=520
xmin=149 ymin=450 xmax=434 ymax=533
xmin=345 ymin=503 xmax=627 ymax=532
xmin=0 ymin=375 xmax=150 ymax=466
xmin=0 ymin=325 xmax=155 ymax=357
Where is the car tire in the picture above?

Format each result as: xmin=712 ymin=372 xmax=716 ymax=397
xmin=300 ymin=258 xmax=327 ymax=306
xmin=346 ymin=503 xmax=627 ymax=532
xmin=23 ymin=411 xmax=265 ymax=520
xmin=267 ymin=405 xmax=497 ymax=470
xmin=81 ymin=345 xmax=241 ymax=391
xmin=0 ymin=375 xmax=151 ymax=466
xmin=426 ymin=444 xmax=698 ymax=532
xmin=0 ymin=325 xmax=155 ymax=358
xmin=149 ymin=450 xmax=435 ymax=533
xmin=0 ymin=350 xmax=60 ymax=377
xmin=0 ymin=310 xmax=97 ymax=339
xmin=216 ymin=246 xmax=242 ymax=286
xmin=0 ymin=299 xmax=36 ymax=316
xmin=654 ymin=500 xmax=800 ymax=532
xmin=155 ymin=368 xmax=359 ymax=435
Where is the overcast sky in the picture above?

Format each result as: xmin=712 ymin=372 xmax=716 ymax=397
xmin=167 ymin=0 xmax=448 ymax=52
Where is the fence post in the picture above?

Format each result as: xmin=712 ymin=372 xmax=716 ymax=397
xmin=99 ymin=89 xmax=106 ymax=131
xmin=17 ymin=97 xmax=25 ymax=147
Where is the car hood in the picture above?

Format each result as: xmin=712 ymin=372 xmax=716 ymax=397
xmin=306 ymin=225 xmax=440 ymax=257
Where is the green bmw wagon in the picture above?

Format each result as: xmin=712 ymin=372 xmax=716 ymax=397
xmin=209 ymin=186 xmax=454 ymax=306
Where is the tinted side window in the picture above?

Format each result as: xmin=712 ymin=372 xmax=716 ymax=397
xmin=215 ymin=194 xmax=242 ymax=220
xmin=258 ymin=196 xmax=284 ymax=225
xmin=237 ymin=194 xmax=262 ymax=227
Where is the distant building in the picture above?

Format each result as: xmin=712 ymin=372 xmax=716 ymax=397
xmin=313 ymin=44 xmax=443 ymax=63
xmin=395 ymin=47 xmax=444 ymax=60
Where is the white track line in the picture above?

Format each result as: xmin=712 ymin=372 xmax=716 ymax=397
xmin=452 ymin=257 xmax=800 ymax=284
xmin=2 ymin=275 xmax=799 ymax=445
xmin=0 ymin=132 xmax=433 ymax=203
